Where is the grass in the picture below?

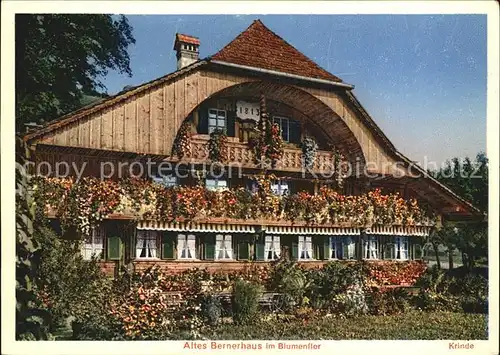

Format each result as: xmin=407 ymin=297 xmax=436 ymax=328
xmin=199 ymin=311 xmax=488 ymax=340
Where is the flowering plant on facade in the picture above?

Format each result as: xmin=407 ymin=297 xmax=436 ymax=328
xmin=266 ymin=122 xmax=284 ymax=167
xmin=207 ymin=128 xmax=228 ymax=163
xmin=171 ymin=186 xmax=208 ymax=220
xmin=33 ymin=177 xmax=434 ymax=228
xmin=249 ymin=119 xmax=284 ymax=168
xmin=301 ymin=137 xmax=318 ymax=170
xmin=33 ymin=176 xmax=122 ymax=235
xmin=172 ymin=120 xmax=192 ymax=159
xmin=331 ymin=146 xmax=348 ymax=189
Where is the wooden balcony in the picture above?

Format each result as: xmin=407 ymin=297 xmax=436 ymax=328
xmin=174 ymin=136 xmax=335 ymax=174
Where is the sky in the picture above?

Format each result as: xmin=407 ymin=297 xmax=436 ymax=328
xmin=101 ymin=15 xmax=487 ymax=167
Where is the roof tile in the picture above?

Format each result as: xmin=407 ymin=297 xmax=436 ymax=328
xmin=211 ymin=20 xmax=342 ymax=82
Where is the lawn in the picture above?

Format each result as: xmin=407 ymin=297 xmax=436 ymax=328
xmin=196 ymin=311 xmax=488 ymax=340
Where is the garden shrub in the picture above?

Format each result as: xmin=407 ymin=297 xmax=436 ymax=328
xmin=232 ymin=280 xmax=263 ymax=325
xmin=412 ymin=265 xmax=487 ymax=313
xmin=330 ymin=281 xmax=368 ymax=317
xmin=366 ymin=287 xmax=411 ymax=316
xmin=201 ymin=294 xmax=223 ymax=326
xmin=269 ymin=259 xmax=311 ymax=309
xmin=34 ymin=226 xmax=114 ymax=333
xmin=450 ymin=273 xmax=488 ymax=313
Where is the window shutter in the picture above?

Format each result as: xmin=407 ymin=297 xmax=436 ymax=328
xmin=204 ymin=235 xmax=216 ymax=260
xmin=238 ymin=242 xmax=250 ymax=260
xmin=384 ymin=237 xmax=395 ymax=260
xmin=255 ymin=242 xmax=265 ymax=261
xmin=342 ymin=243 xmax=350 ymax=260
xmin=197 ymin=108 xmax=209 ymax=134
xmin=162 ymin=233 xmax=176 ymax=259
xmin=292 ymin=242 xmax=299 ymax=260
xmin=226 ymin=111 xmax=236 ymax=137
xmin=323 ymin=237 xmax=331 ymax=260
xmin=289 ymin=119 xmax=301 ymax=144
xmin=413 ymin=240 xmax=423 ymax=260
xmin=107 ymin=235 xmax=122 ymax=261
xmin=312 ymin=237 xmax=322 ymax=260
xmin=128 ymin=230 xmax=135 ymax=260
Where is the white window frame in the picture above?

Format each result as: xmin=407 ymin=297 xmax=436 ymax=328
xmin=271 ymin=179 xmax=290 ymax=196
xmin=364 ymin=235 xmax=379 ymax=260
xmin=136 ymin=230 xmax=159 ymax=259
xmin=215 ymin=234 xmax=233 ymax=260
xmin=82 ymin=226 xmax=104 ymax=260
xmin=206 ymin=178 xmax=228 ymax=191
xmin=152 ymin=174 xmax=178 ymax=188
xmin=395 ymin=236 xmax=409 ymax=260
xmin=273 ymin=116 xmax=290 ymax=142
xmin=208 ymin=108 xmax=226 ymax=134
xmin=264 ymin=235 xmax=281 ymax=261
xmin=329 ymin=236 xmax=356 ymax=260
xmin=298 ymin=235 xmax=314 ymax=261
xmin=177 ymin=234 xmax=197 ymax=260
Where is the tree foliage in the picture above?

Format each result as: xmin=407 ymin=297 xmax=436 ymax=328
xmin=15 ymin=14 xmax=135 ymax=131
xmin=16 ymin=137 xmax=52 ymax=340
xmin=431 ymin=152 xmax=488 ymax=213
xmin=429 ymin=153 xmax=488 ymax=269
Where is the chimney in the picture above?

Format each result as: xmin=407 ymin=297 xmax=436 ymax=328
xmin=174 ymin=33 xmax=200 ymax=70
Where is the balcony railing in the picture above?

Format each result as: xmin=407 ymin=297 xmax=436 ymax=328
xmin=175 ymin=136 xmax=335 ymax=174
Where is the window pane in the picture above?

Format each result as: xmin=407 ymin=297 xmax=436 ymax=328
xmin=209 ymin=118 xmax=217 ymax=126
xmin=206 ymin=179 xmax=216 ymax=187
xmin=218 ymin=180 xmax=227 ymax=188
xmin=217 ymin=118 xmax=225 ymax=128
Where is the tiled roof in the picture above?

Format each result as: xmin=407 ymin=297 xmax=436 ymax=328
xmin=211 ymin=20 xmax=342 ymax=82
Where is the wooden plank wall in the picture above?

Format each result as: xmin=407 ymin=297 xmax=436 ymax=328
xmin=305 ymin=88 xmax=397 ymax=173
xmin=37 ymin=69 xmax=397 ymax=174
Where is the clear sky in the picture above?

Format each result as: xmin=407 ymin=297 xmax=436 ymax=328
xmin=101 ymin=15 xmax=487 ymax=167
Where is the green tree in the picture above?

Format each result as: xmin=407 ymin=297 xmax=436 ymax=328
xmin=16 ymin=14 xmax=135 ymax=132
xmin=432 ymin=153 xmax=488 ymax=212
xmin=430 ymin=153 xmax=488 ymax=270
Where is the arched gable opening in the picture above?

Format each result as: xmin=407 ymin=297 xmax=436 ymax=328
xmin=175 ymin=80 xmax=366 ymax=167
